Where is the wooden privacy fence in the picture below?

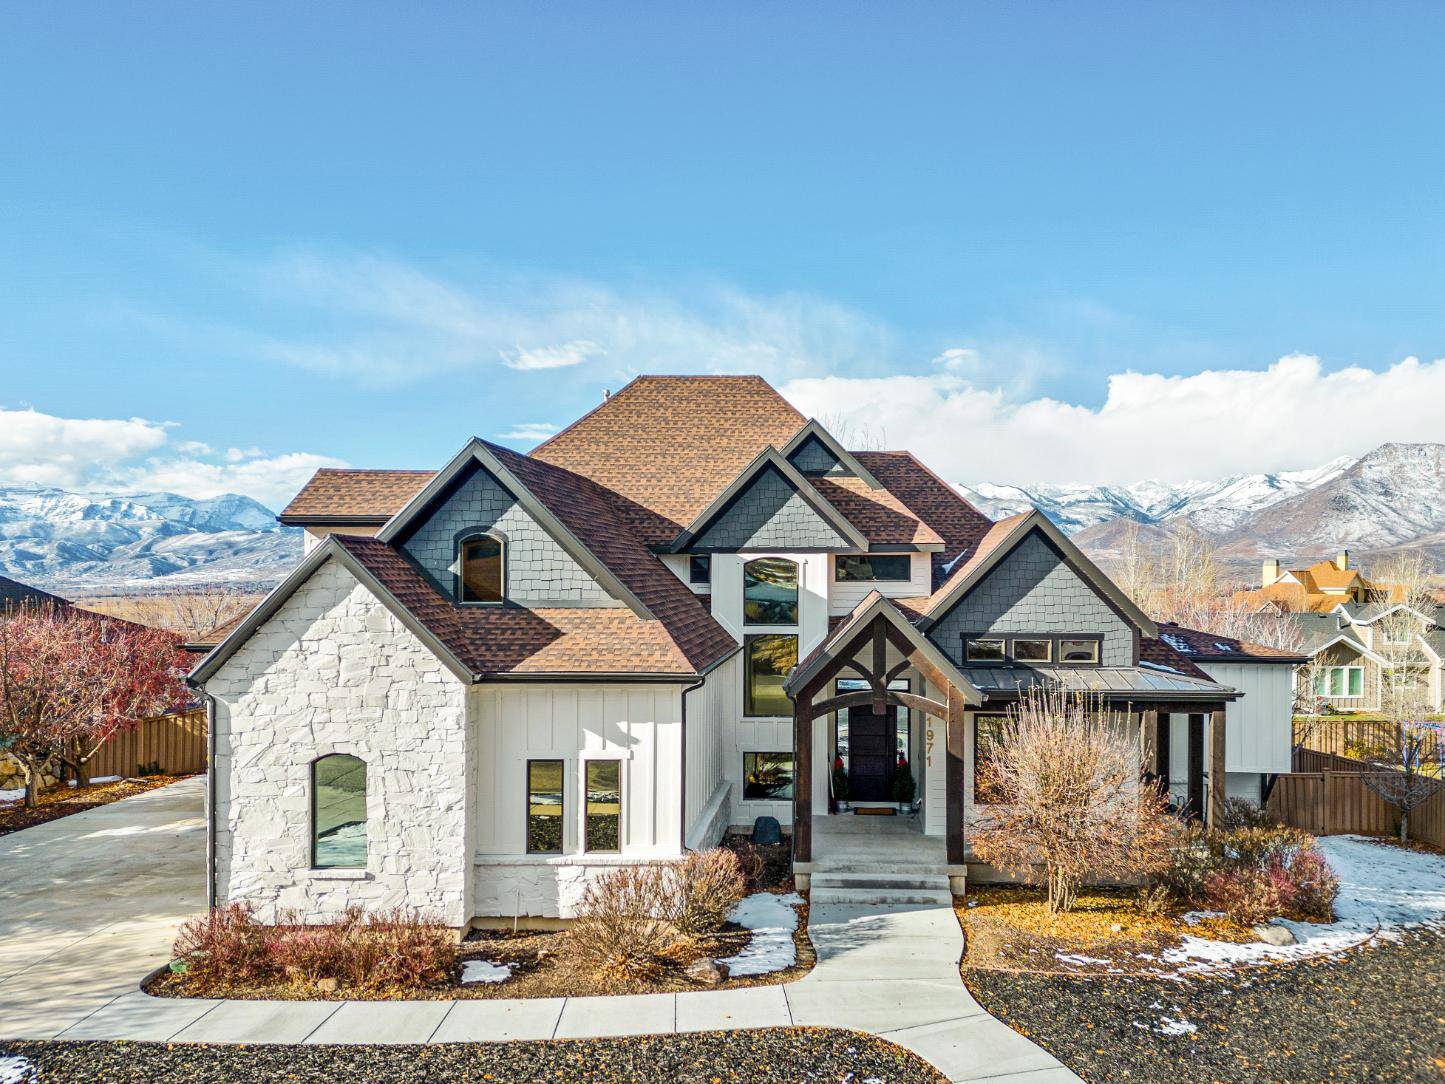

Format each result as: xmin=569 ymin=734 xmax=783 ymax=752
xmin=87 ymin=708 xmax=207 ymax=779
xmin=1295 ymin=717 xmax=1445 ymax=765
xmin=1267 ymin=764 xmax=1445 ymax=849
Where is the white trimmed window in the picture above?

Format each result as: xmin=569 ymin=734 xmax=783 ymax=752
xmin=1315 ymin=666 xmax=1364 ymax=698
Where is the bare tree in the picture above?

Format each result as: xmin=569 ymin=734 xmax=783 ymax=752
xmin=817 ymin=412 xmax=888 ymax=452
xmin=1359 ymin=550 xmax=1445 ymax=842
xmin=79 ymin=586 xmax=259 ymax=639
xmin=970 ymin=688 xmax=1177 ymax=913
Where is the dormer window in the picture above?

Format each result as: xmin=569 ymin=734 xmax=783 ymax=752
xmin=457 ymin=533 xmax=504 ymax=604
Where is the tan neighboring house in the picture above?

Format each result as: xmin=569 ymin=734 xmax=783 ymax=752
xmin=1278 ymin=603 xmax=1445 ymax=713
xmin=1238 ymin=551 xmax=1384 ymax=614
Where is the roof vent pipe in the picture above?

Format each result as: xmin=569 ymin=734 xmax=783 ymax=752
xmin=603 ymin=389 xmax=611 ymax=401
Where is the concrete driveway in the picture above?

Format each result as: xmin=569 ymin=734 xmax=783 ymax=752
xmin=0 ymin=776 xmax=206 ymax=1038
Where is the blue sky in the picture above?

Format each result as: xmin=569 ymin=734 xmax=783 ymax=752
xmin=2 ymin=2 xmax=1444 ymax=507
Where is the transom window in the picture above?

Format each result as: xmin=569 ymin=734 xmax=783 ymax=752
xmin=312 ymin=754 xmax=367 ymax=868
xmin=835 ymin=555 xmax=911 ymax=582
xmin=963 ymin=634 xmax=1102 ymax=667
xmin=743 ymin=558 xmax=799 ymax=625
xmin=457 ymin=533 xmax=504 ymax=603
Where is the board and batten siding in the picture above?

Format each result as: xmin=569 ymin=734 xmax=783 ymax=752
xmin=684 ymin=652 xmax=738 ymax=848
xmin=471 ymin=683 xmax=684 ymax=857
xmin=1195 ymin=661 xmax=1294 ymax=775
xmin=827 ymin=552 xmax=932 ymax=616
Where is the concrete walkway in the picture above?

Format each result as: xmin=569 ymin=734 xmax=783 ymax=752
xmin=0 ymin=779 xmax=1079 ymax=1083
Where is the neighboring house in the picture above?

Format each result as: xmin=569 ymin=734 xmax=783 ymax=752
xmin=0 ymin=573 xmax=68 ymax=613
xmin=1238 ymin=551 xmax=1385 ymax=614
xmin=192 ymin=375 xmax=1286 ymax=927
xmin=1281 ymin=603 xmax=1445 ymax=713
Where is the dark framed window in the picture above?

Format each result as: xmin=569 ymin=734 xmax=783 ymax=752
xmin=584 ymin=760 xmax=621 ymax=853
xmin=744 ymin=633 xmax=797 ymax=717
xmin=742 ymin=752 xmax=794 ymax=801
xmin=834 ymin=555 xmax=911 ymax=582
xmin=744 ymin=558 xmax=799 ymax=625
xmin=965 ymin=637 xmax=1006 ymax=663
xmin=688 ymin=555 xmax=712 ymax=584
xmin=526 ymin=759 xmax=564 ymax=854
xmin=1058 ymin=637 xmax=1101 ymax=665
xmin=1011 ymin=638 xmax=1052 ymax=663
xmin=973 ymin=715 xmax=1008 ymax=804
xmin=457 ymin=533 xmax=504 ymax=604
xmin=312 ymin=754 xmax=367 ymax=868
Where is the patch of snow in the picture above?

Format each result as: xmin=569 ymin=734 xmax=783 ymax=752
xmin=0 ymin=1055 xmax=36 ymax=1084
xmin=0 ymin=788 xmax=23 ymax=804
xmin=66 ymin=775 xmax=123 ymax=788
xmin=1140 ymin=661 xmax=1184 ymax=676
xmin=1055 ymin=952 xmax=1112 ymax=967
xmin=1133 ymin=1016 xmax=1197 ymax=1037
xmin=460 ymin=959 xmax=512 ymax=985
xmin=1181 ymin=910 xmax=1223 ymax=926
xmin=1161 ymin=836 xmax=1445 ymax=974
xmin=719 ymin=891 xmax=803 ymax=977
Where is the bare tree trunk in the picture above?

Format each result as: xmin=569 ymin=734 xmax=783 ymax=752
xmin=1400 ymin=806 xmax=1410 ymax=845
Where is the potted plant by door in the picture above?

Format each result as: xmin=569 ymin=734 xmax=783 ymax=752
xmin=832 ymin=756 xmax=851 ymax=813
xmin=892 ymin=755 xmax=916 ymax=813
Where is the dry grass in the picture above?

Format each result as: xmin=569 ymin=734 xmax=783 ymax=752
xmin=151 ymin=893 xmax=814 ymax=1002
xmin=0 ymin=774 xmax=191 ymax=837
xmin=958 ymin=884 xmax=1254 ymax=975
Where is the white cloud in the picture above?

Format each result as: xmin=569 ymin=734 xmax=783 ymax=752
xmin=495 ymin=422 xmax=559 ymax=443
xmin=782 ymin=353 xmax=1445 ymax=487
xmin=0 ymin=406 xmax=342 ymax=510
xmin=503 ymin=339 xmax=602 ymax=371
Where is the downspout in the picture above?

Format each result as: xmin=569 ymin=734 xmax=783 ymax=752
xmin=202 ymin=689 xmax=217 ymax=910
xmin=679 ymin=674 xmax=706 ymax=853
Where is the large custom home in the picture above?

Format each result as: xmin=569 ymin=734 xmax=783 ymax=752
xmin=192 ymin=376 xmax=1297 ymax=927
xmin=1283 ymin=603 xmax=1445 ymax=713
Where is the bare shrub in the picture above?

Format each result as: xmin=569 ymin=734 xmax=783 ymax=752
xmin=728 ymin=840 xmax=767 ymax=891
xmin=173 ymin=903 xmax=278 ymax=984
xmin=970 ymin=688 xmax=1178 ymax=914
xmin=1161 ymin=825 xmax=1338 ymax=924
xmin=1217 ymin=796 xmax=1280 ymax=831
xmin=568 ymin=865 xmax=687 ymax=979
xmin=173 ymin=905 xmax=456 ymax=991
xmin=663 ymin=849 xmax=746 ymax=936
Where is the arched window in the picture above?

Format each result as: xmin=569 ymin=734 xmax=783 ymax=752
xmin=312 ymin=754 xmax=367 ymax=868
xmin=743 ymin=557 xmax=799 ymax=625
xmin=457 ymin=533 xmax=504 ymax=603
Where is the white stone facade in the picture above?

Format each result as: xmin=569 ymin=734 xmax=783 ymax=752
xmin=206 ymin=557 xmax=474 ymax=926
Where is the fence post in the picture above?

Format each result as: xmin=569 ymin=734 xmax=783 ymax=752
xmin=1321 ymin=768 xmax=1332 ymax=835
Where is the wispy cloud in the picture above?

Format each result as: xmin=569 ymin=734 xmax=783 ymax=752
xmin=0 ymin=405 xmax=342 ymax=510
xmin=503 ymin=339 xmax=602 ymax=371
xmin=495 ymin=422 xmax=559 ymax=443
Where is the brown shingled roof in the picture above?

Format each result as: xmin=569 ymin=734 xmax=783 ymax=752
xmin=530 ymin=375 xmax=805 ymax=542
xmin=334 ymin=535 xmax=721 ymax=675
xmin=1154 ymin=622 xmax=1307 ymax=662
xmin=853 ymin=451 xmax=994 ymax=581
xmin=809 ymin=476 xmax=943 ymax=547
xmin=1138 ymin=637 xmax=1215 ymax=681
xmin=280 ymin=469 xmax=435 ymax=521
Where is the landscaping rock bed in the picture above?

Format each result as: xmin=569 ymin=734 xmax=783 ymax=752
xmin=0 ymin=775 xmax=190 ymax=837
xmin=0 ymin=1028 xmax=943 ymax=1083
xmin=967 ymin=926 xmax=1445 ymax=1083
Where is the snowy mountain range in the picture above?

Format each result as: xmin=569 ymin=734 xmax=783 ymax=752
xmin=0 ymin=485 xmax=302 ymax=595
xmin=959 ymin=443 xmax=1445 ymax=569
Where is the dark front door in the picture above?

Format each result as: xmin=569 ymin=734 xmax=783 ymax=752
xmin=847 ymin=705 xmax=897 ymax=801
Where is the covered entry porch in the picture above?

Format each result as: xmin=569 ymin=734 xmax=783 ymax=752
xmin=781 ymin=594 xmax=982 ymax=891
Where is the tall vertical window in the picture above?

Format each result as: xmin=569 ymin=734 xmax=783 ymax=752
xmin=744 ymin=633 xmax=798 ymax=717
xmin=312 ymin=754 xmax=367 ymax=868
xmin=585 ymin=760 xmax=621 ymax=853
xmin=526 ymin=760 xmax=564 ymax=854
xmin=457 ymin=533 xmax=504 ymax=603
xmin=743 ymin=558 xmax=799 ymax=625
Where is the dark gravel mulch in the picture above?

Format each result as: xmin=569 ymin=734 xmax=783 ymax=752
xmin=0 ymin=1028 xmax=945 ymax=1083
xmin=967 ymin=927 xmax=1445 ymax=1083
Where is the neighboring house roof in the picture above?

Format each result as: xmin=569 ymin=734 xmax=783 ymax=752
xmin=1152 ymin=622 xmax=1308 ymax=664
xmin=279 ymin=469 xmax=435 ymax=523
xmin=0 ymin=574 xmax=68 ymax=612
xmin=529 ymin=375 xmax=807 ymax=541
xmin=184 ymin=609 xmax=251 ymax=652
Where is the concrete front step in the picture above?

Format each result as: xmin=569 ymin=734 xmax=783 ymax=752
xmin=810 ymin=886 xmax=955 ymax=906
xmin=812 ymin=862 xmax=952 ymax=877
xmin=811 ymin=872 xmax=947 ymax=891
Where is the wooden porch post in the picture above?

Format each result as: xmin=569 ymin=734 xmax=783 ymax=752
xmin=1140 ymin=709 xmax=1159 ymax=781
xmin=1156 ymin=713 xmax=1171 ymax=802
xmin=1187 ymin=713 xmax=1205 ymax=821
xmin=946 ymin=682 xmax=966 ymax=865
xmin=793 ymin=683 xmax=814 ymax=864
xmin=1207 ymin=707 xmax=1227 ymax=829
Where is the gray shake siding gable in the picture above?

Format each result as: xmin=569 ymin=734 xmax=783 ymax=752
xmin=787 ymin=434 xmax=846 ymax=476
xmin=400 ymin=464 xmax=616 ymax=605
xmin=691 ymin=464 xmax=852 ymax=551
xmin=927 ymin=531 xmax=1134 ymax=666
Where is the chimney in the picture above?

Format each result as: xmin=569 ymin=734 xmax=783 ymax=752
xmin=1336 ymin=550 xmax=1349 ymax=571
xmin=1262 ymin=558 xmax=1281 ymax=586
